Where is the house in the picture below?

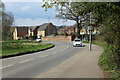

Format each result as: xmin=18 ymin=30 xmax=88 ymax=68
xmin=57 ymin=25 xmax=78 ymax=35
xmin=11 ymin=23 xmax=57 ymax=40
xmin=57 ymin=26 xmax=64 ymax=35
xmin=57 ymin=26 xmax=70 ymax=35
xmin=29 ymin=26 xmax=39 ymax=38
xmin=11 ymin=26 xmax=30 ymax=40
xmin=68 ymin=24 xmax=77 ymax=34
xmin=37 ymin=23 xmax=57 ymax=38
xmin=17 ymin=27 xmax=29 ymax=37
xmin=68 ymin=24 xmax=87 ymax=35
xmin=57 ymin=23 xmax=100 ymax=36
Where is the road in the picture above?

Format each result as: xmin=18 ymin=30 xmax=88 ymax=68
xmin=1 ymin=41 xmax=85 ymax=78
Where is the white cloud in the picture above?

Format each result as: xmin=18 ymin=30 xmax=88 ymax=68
xmin=14 ymin=18 xmax=76 ymax=26
xmin=20 ymin=5 xmax=31 ymax=11
xmin=3 ymin=3 xmax=15 ymax=10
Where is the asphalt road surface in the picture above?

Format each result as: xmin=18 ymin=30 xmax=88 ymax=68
xmin=1 ymin=41 xmax=85 ymax=78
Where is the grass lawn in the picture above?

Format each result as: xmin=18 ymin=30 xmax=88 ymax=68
xmin=1 ymin=40 xmax=54 ymax=56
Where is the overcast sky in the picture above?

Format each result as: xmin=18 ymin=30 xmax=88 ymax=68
xmin=2 ymin=0 xmax=76 ymax=26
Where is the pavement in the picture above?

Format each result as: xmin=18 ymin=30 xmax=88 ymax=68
xmin=38 ymin=43 xmax=104 ymax=78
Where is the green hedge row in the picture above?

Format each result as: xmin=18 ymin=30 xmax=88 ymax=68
xmin=83 ymin=41 xmax=120 ymax=80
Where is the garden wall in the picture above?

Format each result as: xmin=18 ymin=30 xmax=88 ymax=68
xmin=42 ymin=36 xmax=73 ymax=42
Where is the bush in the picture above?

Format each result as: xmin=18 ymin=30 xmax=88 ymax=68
xmin=83 ymin=41 xmax=120 ymax=79
xmin=99 ymin=44 xmax=120 ymax=79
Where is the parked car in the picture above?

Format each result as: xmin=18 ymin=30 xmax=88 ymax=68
xmin=36 ymin=38 xmax=42 ymax=42
xmin=73 ymin=39 xmax=82 ymax=47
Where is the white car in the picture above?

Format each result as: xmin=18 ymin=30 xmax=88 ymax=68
xmin=73 ymin=39 xmax=82 ymax=47
xmin=36 ymin=38 xmax=42 ymax=42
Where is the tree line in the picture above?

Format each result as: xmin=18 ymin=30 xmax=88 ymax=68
xmin=0 ymin=2 xmax=14 ymax=41
xmin=42 ymin=1 xmax=120 ymax=74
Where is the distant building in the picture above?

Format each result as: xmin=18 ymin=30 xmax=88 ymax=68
xmin=68 ymin=24 xmax=77 ymax=34
xmin=37 ymin=23 xmax=57 ymax=38
xmin=57 ymin=23 xmax=100 ymax=35
xmin=11 ymin=26 xmax=30 ymax=40
xmin=29 ymin=26 xmax=39 ymax=38
xmin=57 ymin=26 xmax=70 ymax=35
xmin=11 ymin=23 xmax=57 ymax=40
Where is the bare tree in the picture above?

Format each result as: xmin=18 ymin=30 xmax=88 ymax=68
xmin=1 ymin=2 xmax=14 ymax=40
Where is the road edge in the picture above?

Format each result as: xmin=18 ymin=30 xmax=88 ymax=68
xmin=1 ymin=45 xmax=55 ymax=59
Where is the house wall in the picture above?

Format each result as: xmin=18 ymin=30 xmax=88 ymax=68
xmin=33 ymin=27 xmax=39 ymax=37
xmin=80 ymin=29 xmax=87 ymax=35
xmin=45 ymin=24 xmax=57 ymax=36
xmin=13 ymin=28 xmax=18 ymax=40
xmin=31 ymin=32 xmax=34 ymax=36
xmin=75 ymin=27 xmax=77 ymax=32
xmin=28 ymin=29 xmax=31 ymax=36
xmin=37 ymin=30 xmax=45 ymax=38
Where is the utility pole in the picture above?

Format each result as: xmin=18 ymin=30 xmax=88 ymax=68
xmin=89 ymin=12 xmax=93 ymax=51
xmin=89 ymin=28 xmax=92 ymax=51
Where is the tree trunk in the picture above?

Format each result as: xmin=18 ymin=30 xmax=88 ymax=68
xmin=76 ymin=21 xmax=80 ymax=38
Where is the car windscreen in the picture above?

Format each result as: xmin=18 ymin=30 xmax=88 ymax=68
xmin=74 ymin=40 xmax=80 ymax=42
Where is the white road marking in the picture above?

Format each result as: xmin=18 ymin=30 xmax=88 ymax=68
xmin=19 ymin=59 xmax=31 ymax=63
xmin=3 ymin=52 xmax=42 ymax=61
xmin=0 ymin=64 xmax=13 ymax=69
xmin=41 ymin=55 xmax=48 ymax=57
xmin=52 ymin=52 xmax=57 ymax=54
xmin=29 ymin=58 xmax=34 ymax=61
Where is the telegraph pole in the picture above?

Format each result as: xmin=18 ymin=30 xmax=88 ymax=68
xmin=89 ymin=12 xmax=93 ymax=51
xmin=89 ymin=28 xmax=92 ymax=51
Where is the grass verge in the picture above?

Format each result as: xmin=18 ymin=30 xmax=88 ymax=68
xmin=83 ymin=41 xmax=120 ymax=80
xmin=1 ymin=41 xmax=54 ymax=57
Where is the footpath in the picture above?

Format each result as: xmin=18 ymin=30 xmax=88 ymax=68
xmin=38 ymin=43 xmax=104 ymax=78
